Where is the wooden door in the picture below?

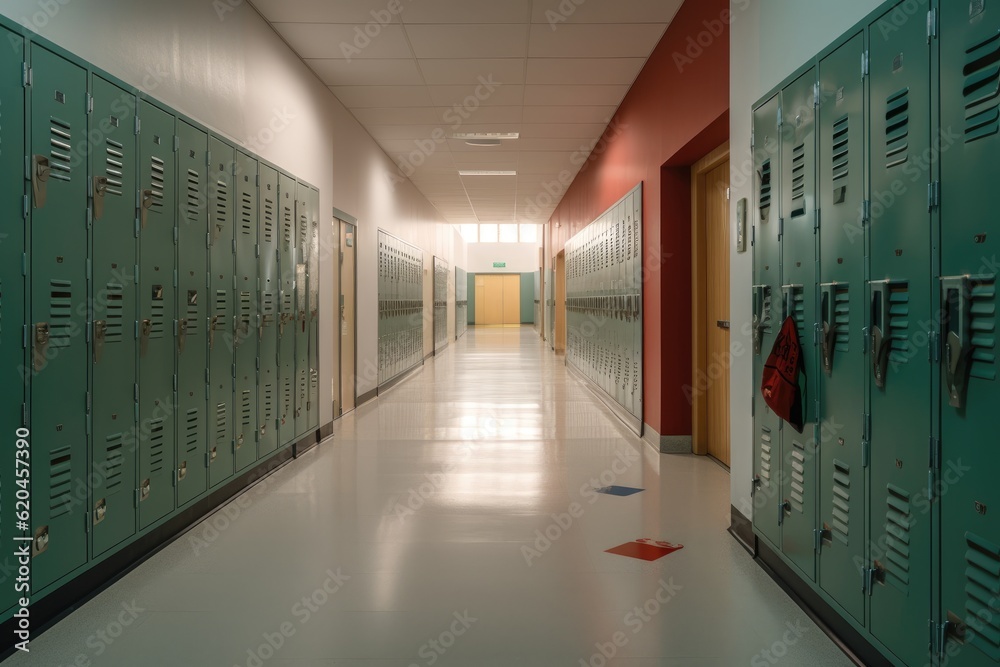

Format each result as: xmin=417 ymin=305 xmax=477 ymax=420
xmin=484 ymin=275 xmax=504 ymax=325
xmin=502 ymin=274 xmax=521 ymax=325
xmin=705 ymin=161 xmax=731 ymax=465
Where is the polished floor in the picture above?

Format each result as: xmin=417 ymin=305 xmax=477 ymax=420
xmin=4 ymin=327 xmax=854 ymax=666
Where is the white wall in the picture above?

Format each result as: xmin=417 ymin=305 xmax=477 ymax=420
xmin=729 ymin=0 xmax=883 ymax=518
xmin=466 ymin=243 xmax=541 ymax=274
xmin=0 ymin=0 xmax=466 ymax=417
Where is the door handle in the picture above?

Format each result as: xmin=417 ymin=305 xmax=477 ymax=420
xmin=32 ymin=155 xmax=51 ymax=209
xmin=716 ymin=320 xmax=731 ymax=330
xmin=93 ymin=176 xmax=109 ymax=221
xmin=942 ymin=276 xmax=971 ymax=409
xmin=820 ymin=283 xmax=837 ymax=374
xmin=140 ymin=189 xmax=154 ymax=229
xmin=870 ymin=281 xmax=891 ymax=389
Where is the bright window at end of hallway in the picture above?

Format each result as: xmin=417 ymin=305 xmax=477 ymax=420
xmin=480 ymin=224 xmax=499 ymax=243
xmin=519 ymin=224 xmax=538 ymax=243
xmin=459 ymin=224 xmax=478 ymax=243
xmin=499 ymin=224 xmax=518 ymax=243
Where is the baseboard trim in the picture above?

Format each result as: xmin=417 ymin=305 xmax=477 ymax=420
xmin=727 ymin=505 xmax=755 ymax=554
xmin=565 ymin=362 xmax=642 ymax=436
xmin=378 ymin=363 xmax=423 ymax=395
xmin=318 ymin=421 xmax=334 ymax=440
xmin=641 ymin=423 xmax=693 ymax=454
xmin=357 ymin=387 xmax=378 ymax=407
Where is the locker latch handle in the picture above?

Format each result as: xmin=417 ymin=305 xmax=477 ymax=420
xmin=140 ymin=479 xmax=150 ymax=501
xmin=178 ymin=318 xmax=188 ymax=354
xmin=93 ymin=176 xmax=109 ymax=221
xmin=94 ymin=499 xmax=107 ymax=525
xmin=752 ymin=285 xmax=770 ymax=355
xmin=820 ymin=284 xmax=837 ymax=374
xmin=178 ymin=461 xmax=187 ymax=482
xmin=943 ymin=276 xmax=971 ymax=409
xmin=777 ymin=500 xmax=791 ymax=526
xmin=279 ymin=313 xmax=286 ymax=337
xmin=32 ymin=525 xmax=49 ymax=557
xmin=33 ymin=322 xmax=50 ymax=372
xmin=209 ymin=315 xmax=220 ymax=350
xmin=236 ymin=433 xmax=244 ymax=449
xmin=94 ymin=320 xmax=107 ymax=364
xmin=32 ymin=155 xmax=51 ymax=209
xmin=140 ymin=319 xmax=152 ymax=357
xmin=870 ymin=282 xmax=891 ymax=389
xmin=140 ymin=189 xmax=154 ymax=229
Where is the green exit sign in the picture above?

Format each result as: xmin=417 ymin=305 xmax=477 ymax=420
xmin=493 ymin=262 xmax=506 ymax=268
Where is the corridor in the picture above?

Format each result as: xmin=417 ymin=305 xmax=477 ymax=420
xmin=5 ymin=328 xmax=852 ymax=666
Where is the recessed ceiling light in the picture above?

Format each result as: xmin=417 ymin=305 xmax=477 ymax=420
xmin=459 ymin=170 xmax=517 ymax=176
xmin=464 ymin=138 xmax=502 ymax=147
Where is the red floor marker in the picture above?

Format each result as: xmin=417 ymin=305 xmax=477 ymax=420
xmin=605 ymin=539 xmax=684 ymax=561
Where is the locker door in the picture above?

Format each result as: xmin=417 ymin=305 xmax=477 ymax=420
xmin=258 ymin=164 xmax=280 ymax=456
xmin=939 ymin=5 xmax=1000 ymax=663
xmin=751 ymin=93 xmax=784 ymax=552
xmin=779 ymin=70 xmax=819 ymax=580
xmin=868 ymin=7 xmax=934 ymax=664
xmin=816 ymin=32 xmax=867 ymax=624
xmin=176 ymin=121 xmax=209 ymax=507
xmin=0 ymin=27 xmax=25 ymax=614
xmin=307 ymin=187 xmax=319 ymax=431
xmin=137 ymin=101 xmax=176 ymax=529
xmin=29 ymin=46 xmax=89 ymax=591
xmin=208 ymin=137 xmax=236 ymax=486
xmin=294 ymin=184 xmax=310 ymax=438
xmin=234 ymin=152 xmax=258 ymax=472
xmin=277 ymin=173 xmax=296 ymax=447
xmin=90 ymin=77 xmax=138 ymax=555
xmin=632 ymin=189 xmax=643 ymax=421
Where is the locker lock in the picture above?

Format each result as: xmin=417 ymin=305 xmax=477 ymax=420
xmin=210 ymin=447 xmax=217 ymax=462
xmin=943 ymin=276 xmax=972 ymax=409
xmin=140 ymin=479 xmax=151 ymax=501
xmin=236 ymin=433 xmax=245 ymax=449
xmin=94 ymin=499 xmax=107 ymax=525
xmin=33 ymin=322 xmax=51 ymax=372
xmin=32 ymin=526 xmax=49 ymax=557
xmin=31 ymin=155 xmax=51 ymax=209
xmin=178 ymin=318 xmax=188 ymax=354
xmin=140 ymin=189 xmax=155 ymax=229
xmin=259 ymin=424 xmax=267 ymax=437
xmin=94 ymin=320 xmax=108 ymax=364
xmin=93 ymin=176 xmax=109 ymax=221
xmin=140 ymin=319 xmax=153 ymax=357
xmin=178 ymin=461 xmax=187 ymax=482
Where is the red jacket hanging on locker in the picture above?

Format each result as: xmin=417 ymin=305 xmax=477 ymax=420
xmin=760 ymin=316 xmax=806 ymax=434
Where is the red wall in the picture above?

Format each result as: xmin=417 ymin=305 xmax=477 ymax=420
xmin=549 ymin=0 xmax=730 ymax=438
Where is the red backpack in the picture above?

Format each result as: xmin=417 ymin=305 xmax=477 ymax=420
xmin=760 ymin=316 xmax=805 ymax=434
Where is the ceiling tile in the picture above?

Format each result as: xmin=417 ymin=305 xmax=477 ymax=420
xmin=252 ymin=0 xmax=408 ymax=22
xmin=272 ymin=23 xmax=412 ymax=59
xmin=517 ymin=152 xmax=577 ymax=173
xmin=307 ymin=59 xmax=423 ymax=86
xmin=428 ymin=84 xmax=525 ymax=107
xmin=351 ymin=107 xmax=445 ymax=125
xmin=329 ymin=85 xmax=434 ymax=107
xmin=528 ymin=23 xmax=666 ymax=58
xmin=520 ymin=105 xmax=617 ymax=124
xmin=523 ymin=85 xmax=630 ymax=107
xmin=418 ymin=59 xmax=525 ymax=85
xmin=406 ymin=24 xmax=529 ymax=59
xmin=530 ymin=0 xmax=683 ymax=24
xmin=401 ymin=0 xmax=532 ymax=24
xmin=525 ymin=58 xmax=646 ymax=85
xmin=436 ymin=106 xmax=524 ymax=125
xmin=519 ymin=123 xmax=609 ymax=138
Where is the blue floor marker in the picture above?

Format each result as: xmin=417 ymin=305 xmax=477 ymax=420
xmin=595 ymin=485 xmax=644 ymax=497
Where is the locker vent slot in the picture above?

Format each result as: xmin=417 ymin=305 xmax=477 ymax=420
xmin=149 ymin=156 xmax=165 ymax=210
xmin=215 ymin=290 xmax=228 ymax=315
xmin=833 ymin=285 xmax=850 ymax=352
xmin=310 ymin=368 xmax=318 ymax=392
xmin=105 ymin=283 xmax=124 ymax=343
xmin=185 ymin=169 xmax=202 ymax=221
xmin=759 ymin=426 xmax=772 ymax=487
xmin=963 ymin=31 xmax=1000 ymax=143
xmin=262 ymin=292 xmax=275 ymax=317
xmin=830 ymin=460 xmax=850 ymax=546
xmin=885 ymin=88 xmax=910 ymax=168
xmin=790 ymin=142 xmax=806 ymax=217
xmin=186 ymin=293 xmax=199 ymax=337
xmin=831 ymin=116 xmax=850 ymax=183
xmin=150 ymin=292 xmax=165 ymax=339
xmin=883 ymin=484 xmax=912 ymax=592
xmin=185 ymin=408 xmax=200 ymax=453
xmin=263 ymin=384 xmax=274 ymax=422
xmin=103 ymin=434 xmax=124 ymax=493
xmin=299 ymin=213 xmax=309 ymax=249
xmin=964 ymin=532 xmax=1000 ymax=660
xmin=49 ymin=280 xmax=73 ymax=348
xmin=787 ymin=286 xmax=806 ymax=340
xmin=760 ymin=287 xmax=773 ymax=336
xmin=299 ymin=369 xmax=307 ymax=402
xmin=263 ymin=198 xmax=275 ymax=243
xmin=215 ymin=403 xmax=227 ymax=443
xmin=49 ymin=447 xmax=73 ymax=517
xmin=49 ymin=118 xmax=73 ymax=181
xmin=283 ymin=208 xmax=293 ymax=246
xmin=104 ymin=139 xmax=125 ymax=196
xmin=241 ymin=191 xmax=253 ymax=235
xmin=214 ymin=179 xmax=230 ymax=231
xmin=241 ymin=390 xmax=251 ymax=427
xmin=282 ymin=377 xmax=292 ymax=415
xmin=147 ymin=419 xmax=165 ymax=473
xmin=281 ymin=293 xmax=293 ymax=314
xmin=239 ymin=291 xmax=251 ymax=331
xmin=969 ymin=277 xmax=997 ymax=381
xmin=789 ymin=440 xmax=806 ymax=513
xmin=888 ymin=283 xmax=911 ymax=363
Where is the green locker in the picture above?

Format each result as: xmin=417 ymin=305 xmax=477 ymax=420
xmin=294 ymin=183 xmax=310 ymax=438
xmin=780 ymin=70 xmax=819 ymax=580
xmin=208 ymin=137 xmax=236 ymax=486
xmin=816 ymin=32 xmax=868 ymax=625
xmin=939 ymin=5 xmax=1000 ymax=663
xmin=28 ymin=45 xmax=90 ymax=592
xmin=0 ymin=26 xmax=25 ymax=614
xmin=258 ymin=164 xmax=280 ymax=456
xmin=234 ymin=151 xmax=258 ymax=472
xmin=137 ymin=100 xmax=176 ymax=529
xmin=277 ymin=172 xmax=296 ymax=448
xmin=752 ymin=93 xmax=784 ymax=553
xmin=90 ymin=76 xmax=138 ymax=555
xmin=306 ymin=186 xmax=319 ymax=432
xmin=176 ymin=120 xmax=209 ymax=507
xmin=867 ymin=7 xmax=934 ymax=665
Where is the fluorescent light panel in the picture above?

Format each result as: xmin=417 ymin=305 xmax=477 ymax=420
xmin=452 ymin=132 xmax=520 ymax=140
xmin=459 ymin=170 xmax=517 ymax=176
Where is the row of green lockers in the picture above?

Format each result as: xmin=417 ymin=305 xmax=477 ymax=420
xmin=750 ymin=1 xmax=998 ymax=665
xmin=377 ymin=230 xmax=424 ymax=387
xmin=0 ymin=24 xmax=321 ymax=621
xmin=434 ymin=257 xmax=449 ymax=353
xmin=456 ymin=267 xmax=468 ymax=340
xmin=565 ymin=183 xmax=643 ymax=426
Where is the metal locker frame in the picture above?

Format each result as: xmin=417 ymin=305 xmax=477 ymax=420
xmin=234 ymin=151 xmax=259 ymax=472
xmin=293 ymin=182 xmax=309 ymax=438
xmin=277 ymin=172 xmax=296 ymax=449
xmin=257 ymin=164 xmax=280 ymax=457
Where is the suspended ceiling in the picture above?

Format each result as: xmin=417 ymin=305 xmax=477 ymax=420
xmin=250 ymin=0 xmax=684 ymax=225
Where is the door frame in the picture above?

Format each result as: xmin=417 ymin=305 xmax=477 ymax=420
xmin=691 ymin=142 xmax=730 ymax=457
xmin=337 ymin=218 xmax=358 ymax=417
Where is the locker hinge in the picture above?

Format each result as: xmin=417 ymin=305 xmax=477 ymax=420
xmin=927 ymin=8 xmax=938 ymax=42
xmin=87 ymin=205 xmax=93 ymax=227
xmin=174 ymin=268 xmax=178 ymax=288
xmin=207 ymin=232 xmax=212 ymax=248
xmin=174 ymin=135 xmax=180 ymax=152
xmin=86 ymin=258 xmax=92 ymax=283
xmin=776 ymin=107 xmax=783 ymax=129
xmin=814 ymin=209 xmax=820 ymax=233
xmin=86 ymin=93 xmax=93 ymax=114
xmin=207 ymin=151 xmax=212 ymax=166
xmin=22 ymin=324 xmax=27 ymax=350
xmin=751 ymin=224 xmax=755 ymax=247
xmin=255 ymin=174 xmax=260 ymax=187
xmin=813 ymin=322 xmax=821 ymax=346
xmin=930 ymin=436 xmax=942 ymax=471
xmin=750 ymin=131 xmax=755 ymax=149
xmin=86 ymin=390 xmax=91 ymax=412
xmin=134 ymin=384 xmax=139 ymax=402
xmin=255 ymin=243 xmax=260 ymax=258
xmin=23 ymin=195 xmax=28 ymax=219
xmin=173 ymin=374 xmax=178 ymax=392
xmin=929 ymin=330 xmax=941 ymax=363
xmin=751 ymin=476 xmax=761 ymax=498
xmin=814 ymin=529 xmax=823 ymax=552
xmin=232 ymin=363 xmax=237 ymax=379
xmin=21 ymin=252 xmax=27 ymax=277
xmin=256 ymin=357 xmax=260 ymax=371
xmin=233 ymin=239 xmax=237 ymax=255
xmin=22 ymin=63 xmax=31 ymax=87
xmin=135 ymin=265 xmax=140 ymax=286
xmin=862 ymin=200 xmax=871 ymax=224
xmin=174 ymin=227 xmax=179 ymax=245
xmin=205 ymin=452 xmax=211 ymax=468
xmin=778 ymin=218 xmax=784 ymax=240
xmin=135 ymin=117 xmax=141 ymax=135
xmin=862 ymin=50 xmax=869 ymax=77
xmin=934 ymin=621 xmax=951 ymax=659
xmin=862 ymin=568 xmax=871 ymax=595
xmin=928 ymin=181 xmax=941 ymax=210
